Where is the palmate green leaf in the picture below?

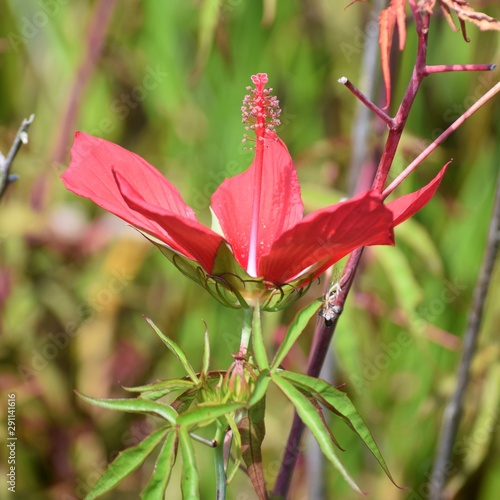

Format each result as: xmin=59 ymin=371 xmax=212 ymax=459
xmin=77 ymin=393 xmax=177 ymax=425
xmin=238 ymin=396 xmax=268 ymax=500
xmin=270 ymin=299 xmax=322 ymax=372
xmin=179 ymin=427 xmax=200 ymax=500
xmin=394 ymin=219 xmax=443 ymax=276
xmin=85 ymin=426 xmax=169 ymax=500
xmin=144 ymin=316 xmax=199 ymax=384
xmin=272 ymin=375 xmax=363 ymax=495
xmin=176 ymin=402 xmax=244 ymax=428
xmin=373 ymin=245 xmax=423 ymax=314
xmin=278 ymin=370 xmax=399 ymax=487
xmin=141 ymin=430 xmax=178 ymax=500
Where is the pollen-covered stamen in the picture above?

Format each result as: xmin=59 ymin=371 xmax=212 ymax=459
xmin=241 ymin=73 xmax=281 ymax=144
xmin=242 ymin=73 xmax=282 ymax=277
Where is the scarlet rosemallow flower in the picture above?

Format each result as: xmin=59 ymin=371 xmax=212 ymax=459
xmin=62 ymin=73 xmax=447 ymax=309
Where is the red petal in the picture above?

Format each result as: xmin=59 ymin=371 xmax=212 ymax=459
xmin=62 ymin=132 xmax=196 ymax=224
xmin=114 ymin=171 xmax=225 ymax=273
xmin=259 ymin=191 xmax=394 ymax=284
xmin=387 ymin=162 xmax=449 ymax=226
xmin=211 ymin=133 xmax=303 ymax=272
xmin=61 ymin=132 xmax=223 ymax=270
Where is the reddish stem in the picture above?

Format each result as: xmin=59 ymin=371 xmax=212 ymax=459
xmin=274 ymin=11 xmax=430 ymax=490
xmin=338 ymin=77 xmax=394 ymax=127
xmin=424 ymin=63 xmax=496 ymax=75
xmin=383 ymin=81 xmax=500 ymax=198
xmin=273 ymin=6 xmax=498 ymax=497
xmin=372 ymin=11 xmax=429 ymax=192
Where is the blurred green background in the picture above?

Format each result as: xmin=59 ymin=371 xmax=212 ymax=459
xmin=1 ymin=1 xmax=500 ymax=499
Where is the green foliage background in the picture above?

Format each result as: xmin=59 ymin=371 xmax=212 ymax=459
xmin=1 ymin=1 xmax=499 ymax=498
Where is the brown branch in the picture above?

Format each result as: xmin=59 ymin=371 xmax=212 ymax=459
xmin=429 ymin=168 xmax=500 ymax=498
xmin=0 ymin=115 xmax=35 ymax=200
xmin=50 ymin=0 xmax=117 ymax=165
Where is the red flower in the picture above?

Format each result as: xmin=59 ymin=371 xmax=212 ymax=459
xmin=62 ymin=73 xmax=447 ymax=309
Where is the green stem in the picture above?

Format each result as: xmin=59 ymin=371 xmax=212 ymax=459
xmin=252 ymin=302 xmax=269 ymax=370
xmin=239 ymin=307 xmax=253 ymax=357
xmin=214 ymin=423 xmax=227 ymax=500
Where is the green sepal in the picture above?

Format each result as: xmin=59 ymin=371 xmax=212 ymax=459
xmin=137 ymin=228 xmax=314 ymax=311
xmin=142 ymin=229 xmax=256 ymax=309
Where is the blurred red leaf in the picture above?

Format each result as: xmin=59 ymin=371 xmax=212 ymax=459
xmin=379 ymin=0 xmax=407 ymax=109
xmin=438 ymin=0 xmax=500 ymax=41
xmin=419 ymin=0 xmax=500 ymax=41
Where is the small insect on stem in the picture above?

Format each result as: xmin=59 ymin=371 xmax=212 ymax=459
xmin=319 ymin=280 xmax=343 ymax=327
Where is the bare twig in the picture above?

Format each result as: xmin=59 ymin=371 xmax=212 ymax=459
xmin=383 ymin=81 xmax=500 ymax=198
xmin=0 ymin=114 xmax=35 ymax=200
xmin=339 ymin=77 xmax=394 ymax=127
xmin=424 ymin=64 xmax=496 ymax=75
xmin=429 ymin=169 xmax=500 ymax=499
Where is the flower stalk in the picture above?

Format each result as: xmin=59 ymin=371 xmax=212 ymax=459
xmin=239 ymin=307 xmax=253 ymax=358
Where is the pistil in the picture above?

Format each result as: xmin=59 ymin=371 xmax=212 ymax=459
xmin=241 ymin=73 xmax=281 ymax=276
